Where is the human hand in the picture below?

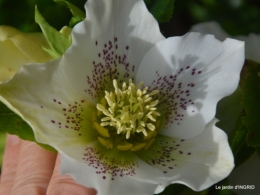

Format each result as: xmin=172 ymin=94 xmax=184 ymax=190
xmin=0 ymin=134 xmax=97 ymax=195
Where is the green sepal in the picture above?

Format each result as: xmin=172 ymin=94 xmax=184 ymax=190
xmin=54 ymin=0 xmax=85 ymax=27
xmin=241 ymin=61 xmax=260 ymax=147
xmin=35 ymin=6 xmax=71 ymax=59
xmin=144 ymin=0 xmax=176 ymax=23
xmin=0 ymin=101 xmax=57 ymax=153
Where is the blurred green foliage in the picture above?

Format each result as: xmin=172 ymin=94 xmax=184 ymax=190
xmin=0 ymin=0 xmax=86 ymax=32
xmin=241 ymin=62 xmax=260 ymax=147
xmin=144 ymin=0 xmax=175 ymax=23
xmin=1 ymin=0 xmax=260 ymax=37
xmin=162 ymin=0 xmax=260 ymax=37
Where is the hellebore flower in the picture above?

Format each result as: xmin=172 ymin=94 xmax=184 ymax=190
xmin=0 ymin=1 xmax=244 ymax=195
xmin=0 ymin=26 xmax=52 ymax=82
xmin=191 ymin=21 xmax=260 ymax=195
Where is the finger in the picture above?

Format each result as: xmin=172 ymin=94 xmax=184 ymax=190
xmin=0 ymin=134 xmax=22 ymax=195
xmin=47 ymin=154 xmax=96 ymax=195
xmin=11 ymin=140 xmax=57 ymax=195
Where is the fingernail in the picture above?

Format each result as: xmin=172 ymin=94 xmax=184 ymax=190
xmin=8 ymin=134 xmax=21 ymax=146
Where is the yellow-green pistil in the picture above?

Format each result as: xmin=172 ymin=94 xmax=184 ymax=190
xmin=95 ymin=79 xmax=160 ymax=151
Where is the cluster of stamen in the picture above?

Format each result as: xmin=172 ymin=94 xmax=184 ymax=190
xmin=94 ymin=79 xmax=160 ymax=151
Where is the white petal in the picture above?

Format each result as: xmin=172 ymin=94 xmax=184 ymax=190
xmin=60 ymin=143 xmax=165 ymax=195
xmin=138 ymin=118 xmax=234 ymax=191
xmin=0 ymin=61 xmax=96 ymax=147
xmin=136 ymin=32 xmax=244 ymax=138
xmin=190 ymin=21 xmax=229 ymax=41
xmin=190 ymin=21 xmax=260 ymax=63
xmin=63 ymin=0 xmax=164 ymax=101
xmin=236 ymin=34 xmax=260 ymax=63
xmin=229 ymin=153 xmax=260 ymax=195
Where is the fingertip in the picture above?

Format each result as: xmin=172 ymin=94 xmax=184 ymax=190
xmin=7 ymin=134 xmax=21 ymax=146
xmin=0 ymin=134 xmax=22 ymax=194
xmin=47 ymin=154 xmax=97 ymax=195
xmin=11 ymin=140 xmax=57 ymax=195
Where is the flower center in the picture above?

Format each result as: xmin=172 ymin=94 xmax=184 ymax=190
xmin=94 ymin=79 xmax=160 ymax=151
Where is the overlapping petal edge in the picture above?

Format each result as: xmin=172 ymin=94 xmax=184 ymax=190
xmin=190 ymin=21 xmax=260 ymax=63
xmin=0 ymin=26 xmax=52 ymax=82
xmin=191 ymin=21 xmax=260 ymax=195
xmin=0 ymin=0 xmax=244 ymax=195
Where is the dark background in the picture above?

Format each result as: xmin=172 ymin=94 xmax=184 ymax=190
xmin=0 ymin=0 xmax=260 ymax=37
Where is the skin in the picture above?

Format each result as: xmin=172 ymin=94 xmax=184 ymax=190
xmin=0 ymin=134 xmax=97 ymax=195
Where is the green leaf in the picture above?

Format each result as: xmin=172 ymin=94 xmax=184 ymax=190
xmin=38 ymin=142 xmax=57 ymax=153
xmin=42 ymin=48 xmax=61 ymax=59
xmin=257 ymin=147 xmax=260 ymax=158
xmin=35 ymin=6 xmax=71 ymax=59
xmin=234 ymin=142 xmax=255 ymax=168
xmin=216 ymin=86 xmax=243 ymax=136
xmin=241 ymin=62 xmax=260 ymax=147
xmin=144 ymin=0 xmax=175 ymax=23
xmin=54 ymin=0 xmax=85 ymax=27
xmin=69 ymin=16 xmax=82 ymax=28
xmin=157 ymin=184 xmax=186 ymax=195
xmin=0 ymin=101 xmax=35 ymax=140
xmin=0 ymin=101 xmax=56 ymax=153
xmin=0 ymin=132 xmax=6 ymax=167
xmin=231 ymin=125 xmax=247 ymax=156
xmin=54 ymin=0 xmax=85 ymax=19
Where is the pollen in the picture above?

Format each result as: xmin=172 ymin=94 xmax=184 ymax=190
xmin=95 ymin=79 xmax=160 ymax=151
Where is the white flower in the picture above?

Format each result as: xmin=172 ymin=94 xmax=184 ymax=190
xmin=0 ymin=26 xmax=52 ymax=82
xmin=0 ymin=1 xmax=244 ymax=195
xmin=190 ymin=21 xmax=260 ymax=195
xmin=191 ymin=21 xmax=260 ymax=63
